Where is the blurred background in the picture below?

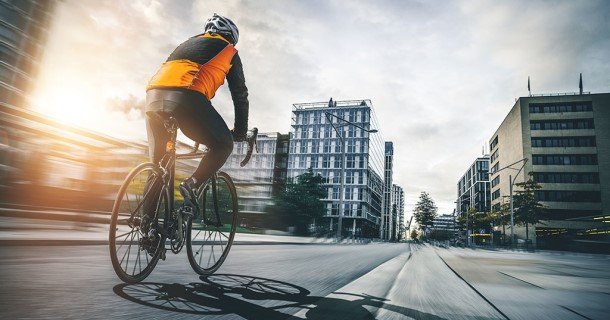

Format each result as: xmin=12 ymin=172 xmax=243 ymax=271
xmin=0 ymin=0 xmax=295 ymax=237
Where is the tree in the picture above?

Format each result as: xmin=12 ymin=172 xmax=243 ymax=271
xmin=457 ymin=207 xmax=486 ymax=244
xmin=271 ymin=168 xmax=326 ymax=235
xmin=484 ymin=208 xmax=504 ymax=245
xmin=485 ymin=202 xmax=510 ymax=245
xmin=413 ymin=192 xmax=437 ymax=235
xmin=513 ymin=174 xmax=545 ymax=246
xmin=410 ymin=229 xmax=418 ymax=241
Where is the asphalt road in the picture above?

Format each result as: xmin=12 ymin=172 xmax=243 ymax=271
xmin=0 ymin=243 xmax=608 ymax=319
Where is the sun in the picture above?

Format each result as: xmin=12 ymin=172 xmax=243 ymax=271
xmin=31 ymin=83 xmax=101 ymax=129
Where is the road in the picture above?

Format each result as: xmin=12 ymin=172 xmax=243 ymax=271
xmin=0 ymin=243 xmax=608 ymax=319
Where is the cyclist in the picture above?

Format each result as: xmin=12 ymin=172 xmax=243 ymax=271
xmin=145 ymin=13 xmax=249 ymax=207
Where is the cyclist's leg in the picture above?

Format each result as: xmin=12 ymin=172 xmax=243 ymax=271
xmin=141 ymin=97 xmax=175 ymax=224
xmin=146 ymin=107 xmax=169 ymax=163
xmin=174 ymin=94 xmax=233 ymax=186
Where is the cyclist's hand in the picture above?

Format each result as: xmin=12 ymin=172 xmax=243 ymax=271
xmin=231 ymin=128 xmax=247 ymax=142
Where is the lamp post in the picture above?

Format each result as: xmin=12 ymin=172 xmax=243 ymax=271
xmin=325 ymin=111 xmax=378 ymax=240
xmin=490 ymin=158 xmax=528 ymax=247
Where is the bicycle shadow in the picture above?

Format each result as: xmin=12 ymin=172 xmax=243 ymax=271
xmin=113 ymin=274 xmax=447 ymax=319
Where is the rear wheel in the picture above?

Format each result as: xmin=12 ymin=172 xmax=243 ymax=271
xmin=186 ymin=172 xmax=238 ymax=275
xmin=109 ymin=163 xmax=168 ymax=283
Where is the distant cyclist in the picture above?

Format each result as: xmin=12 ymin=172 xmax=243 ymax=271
xmin=145 ymin=13 xmax=249 ymax=206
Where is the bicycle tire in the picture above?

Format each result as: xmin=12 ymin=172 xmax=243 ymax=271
xmin=186 ymin=171 xmax=238 ymax=275
xmin=109 ymin=162 xmax=168 ymax=283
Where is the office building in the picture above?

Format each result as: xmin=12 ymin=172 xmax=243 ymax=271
xmin=1 ymin=0 xmax=56 ymax=109
xmin=489 ymin=91 xmax=610 ymax=249
xmin=220 ymin=132 xmax=289 ymax=229
xmin=381 ymin=141 xmax=394 ymax=240
xmin=288 ymin=99 xmax=385 ymax=237
xmin=431 ymin=214 xmax=457 ymax=234
xmin=456 ymin=155 xmax=491 ymax=216
xmin=392 ymin=184 xmax=405 ymax=240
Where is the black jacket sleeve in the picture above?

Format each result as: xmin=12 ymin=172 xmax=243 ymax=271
xmin=227 ymin=52 xmax=249 ymax=135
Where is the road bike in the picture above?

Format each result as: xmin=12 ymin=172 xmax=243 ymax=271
xmin=109 ymin=111 xmax=258 ymax=283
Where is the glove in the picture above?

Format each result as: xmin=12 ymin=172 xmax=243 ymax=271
xmin=231 ymin=128 xmax=247 ymax=142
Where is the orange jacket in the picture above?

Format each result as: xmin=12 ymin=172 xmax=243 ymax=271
xmin=147 ymin=33 xmax=238 ymax=100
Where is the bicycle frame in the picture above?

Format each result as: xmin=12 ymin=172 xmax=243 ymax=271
xmin=134 ymin=112 xmax=258 ymax=239
xmin=138 ymin=115 xmax=222 ymax=233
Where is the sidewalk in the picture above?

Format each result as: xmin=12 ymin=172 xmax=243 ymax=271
xmin=0 ymin=227 xmax=370 ymax=246
xmin=0 ymin=207 xmax=370 ymax=246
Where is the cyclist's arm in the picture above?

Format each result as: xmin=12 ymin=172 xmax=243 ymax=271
xmin=227 ymin=52 xmax=249 ymax=138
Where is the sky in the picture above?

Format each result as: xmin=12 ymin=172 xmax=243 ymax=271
xmin=32 ymin=0 xmax=610 ymax=218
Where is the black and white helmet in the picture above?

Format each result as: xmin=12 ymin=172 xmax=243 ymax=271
xmin=204 ymin=13 xmax=239 ymax=45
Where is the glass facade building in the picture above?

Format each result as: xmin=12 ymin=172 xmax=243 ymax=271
xmin=392 ymin=184 xmax=405 ymax=240
xmin=431 ymin=214 xmax=457 ymax=234
xmin=456 ymin=155 xmax=491 ymax=216
xmin=220 ymin=132 xmax=289 ymax=229
xmin=381 ymin=141 xmax=393 ymax=240
xmin=288 ymin=99 xmax=385 ymax=237
xmin=1 ymin=0 xmax=55 ymax=108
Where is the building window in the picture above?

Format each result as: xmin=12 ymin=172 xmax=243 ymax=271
xmin=491 ymin=162 xmax=499 ymax=173
xmin=536 ymin=190 xmax=601 ymax=203
xmin=529 ymin=102 xmax=592 ymax=114
xmin=490 ymin=150 xmax=499 ymax=163
xmin=491 ymin=189 xmax=500 ymax=200
xmin=530 ymin=119 xmax=594 ymax=130
xmin=491 ymin=176 xmax=500 ymax=188
xmin=532 ymin=172 xmax=599 ymax=184
xmin=531 ymin=136 xmax=595 ymax=148
xmin=490 ymin=136 xmax=498 ymax=150
xmin=532 ymin=154 xmax=597 ymax=165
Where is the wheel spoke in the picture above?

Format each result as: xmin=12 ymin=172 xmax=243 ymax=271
xmin=125 ymin=191 xmax=133 ymax=215
xmin=219 ymin=230 xmax=229 ymax=240
xmin=121 ymin=230 xmax=135 ymax=270
xmin=145 ymin=244 xmax=150 ymax=266
xmin=110 ymin=165 xmax=170 ymax=283
xmin=133 ymin=231 xmax=141 ymax=275
xmin=187 ymin=175 xmax=236 ymax=273
xmin=115 ymin=229 xmax=138 ymax=240
xmin=116 ymin=228 xmax=139 ymax=253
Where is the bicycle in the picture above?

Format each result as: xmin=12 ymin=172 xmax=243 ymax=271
xmin=109 ymin=111 xmax=258 ymax=283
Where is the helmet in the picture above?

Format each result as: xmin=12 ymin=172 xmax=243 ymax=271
xmin=204 ymin=13 xmax=239 ymax=45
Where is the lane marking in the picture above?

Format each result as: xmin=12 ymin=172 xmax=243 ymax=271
xmin=560 ymin=305 xmax=593 ymax=320
xmin=291 ymin=249 xmax=413 ymax=319
xmin=436 ymin=251 xmax=511 ymax=320
xmin=497 ymin=271 xmax=545 ymax=289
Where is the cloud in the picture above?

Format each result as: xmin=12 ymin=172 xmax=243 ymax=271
xmin=107 ymin=94 xmax=146 ymax=119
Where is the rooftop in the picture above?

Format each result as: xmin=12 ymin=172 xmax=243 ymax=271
xmin=293 ymin=99 xmax=372 ymax=110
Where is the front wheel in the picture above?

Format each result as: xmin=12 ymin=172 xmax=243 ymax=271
xmin=186 ymin=172 xmax=238 ymax=275
xmin=109 ymin=162 xmax=168 ymax=283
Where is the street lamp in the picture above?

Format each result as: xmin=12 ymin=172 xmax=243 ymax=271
xmin=489 ymin=157 xmax=528 ymax=247
xmin=325 ymin=111 xmax=378 ymax=240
